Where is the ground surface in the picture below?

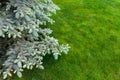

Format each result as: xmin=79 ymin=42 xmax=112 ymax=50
xmin=9 ymin=0 xmax=120 ymax=80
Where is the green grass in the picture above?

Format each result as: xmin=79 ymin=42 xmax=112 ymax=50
xmin=9 ymin=0 xmax=120 ymax=80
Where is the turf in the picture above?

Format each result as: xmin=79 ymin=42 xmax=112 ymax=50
xmin=9 ymin=0 xmax=120 ymax=80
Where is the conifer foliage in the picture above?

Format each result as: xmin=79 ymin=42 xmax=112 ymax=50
xmin=0 ymin=0 xmax=69 ymax=79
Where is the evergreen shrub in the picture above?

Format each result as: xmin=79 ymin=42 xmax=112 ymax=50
xmin=0 ymin=0 xmax=69 ymax=79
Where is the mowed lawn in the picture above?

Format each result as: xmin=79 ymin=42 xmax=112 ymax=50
xmin=10 ymin=0 xmax=120 ymax=80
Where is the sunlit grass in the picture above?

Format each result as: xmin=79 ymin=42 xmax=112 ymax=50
xmin=9 ymin=0 xmax=120 ymax=80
